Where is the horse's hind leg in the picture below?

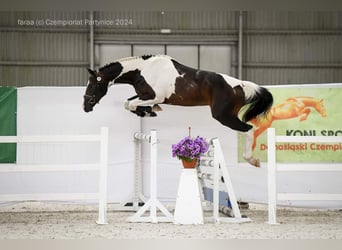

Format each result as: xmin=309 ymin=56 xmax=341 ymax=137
xmin=243 ymin=129 xmax=260 ymax=167
xmin=127 ymin=95 xmax=139 ymax=101
xmin=212 ymin=109 xmax=260 ymax=167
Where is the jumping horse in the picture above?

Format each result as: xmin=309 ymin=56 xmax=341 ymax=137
xmin=83 ymin=55 xmax=273 ymax=167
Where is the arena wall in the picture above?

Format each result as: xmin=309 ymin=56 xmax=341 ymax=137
xmin=0 ymin=85 xmax=341 ymax=208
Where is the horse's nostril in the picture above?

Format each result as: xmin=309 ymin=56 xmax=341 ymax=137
xmin=83 ymin=105 xmax=93 ymax=112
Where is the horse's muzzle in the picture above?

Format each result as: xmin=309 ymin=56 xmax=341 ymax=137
xmin=83 ymin=105 xmax=93 ymax=112
xmin=83 ymin=95 xmax=95 ymax=112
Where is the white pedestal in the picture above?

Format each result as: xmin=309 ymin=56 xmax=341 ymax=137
xmin=174 ymin=169 xmax=204 ymax=225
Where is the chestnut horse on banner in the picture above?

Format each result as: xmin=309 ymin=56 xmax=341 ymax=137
xmin=250 ymin=96 xmax=326 ymax=151
xmin=83 ymin=55 xmax=273 ymax=167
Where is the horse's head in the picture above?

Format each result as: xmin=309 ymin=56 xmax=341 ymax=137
xmin=83 ymin=69 xmax=110 ymax=112
xmin=315 ymin=99 xmax=327 ymax=117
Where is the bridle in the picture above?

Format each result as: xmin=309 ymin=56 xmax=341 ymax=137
xmin=84 ymin=75 xmax=109 ymax=106
xmin=83 ymin=94 xmax=98 ymax=105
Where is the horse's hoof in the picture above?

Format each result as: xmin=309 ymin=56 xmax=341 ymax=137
xmin=124 ymin=101 xmax=130 ymax=110
xmin=250 ymin=158 xmax=260 ymax=167
xmin=143 ymin=111 xmax=157 ymax=117
xmin=244 ymin=156 xmax=260 ymax=168
xmin=152 ymin=104 xmax=162 ymax=112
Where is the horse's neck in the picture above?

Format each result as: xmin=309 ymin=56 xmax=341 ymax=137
xmin=102 ymin=57 xmax=145 ymax=83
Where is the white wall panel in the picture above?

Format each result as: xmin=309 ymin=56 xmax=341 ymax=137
xmin=99 ymin=45 xmax=131 ymax=66
xmin=166 ymin=45 xmax=198 ymax=69
xmin=133 ymin=45 xmax=164 ymax=56
xmin=3 ymin=86 xmax=140 ymax=202
xmin=199 ymin=45 xmax=231 ymax=74
xmin=0 ymin=85 xmax=341 ymax=208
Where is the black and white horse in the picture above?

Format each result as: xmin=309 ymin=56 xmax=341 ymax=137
xmin=83 ymin=55 xmax=273 ymax=167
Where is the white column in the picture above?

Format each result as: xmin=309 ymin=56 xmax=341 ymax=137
xmin=174 ymin=169 xmax=204 ymax=225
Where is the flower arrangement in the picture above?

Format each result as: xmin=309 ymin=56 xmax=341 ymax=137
xmin=172 ymin=127 xmax=209 ymax=162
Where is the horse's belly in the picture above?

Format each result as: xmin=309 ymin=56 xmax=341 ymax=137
xmin=164 ymin=93 xmax=210 ymax=106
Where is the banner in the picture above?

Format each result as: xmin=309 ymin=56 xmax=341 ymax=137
xmin=0 ymin=87 xmax=17 ymax=163
xmin=238 ymin=84 xmax=342 ymax=163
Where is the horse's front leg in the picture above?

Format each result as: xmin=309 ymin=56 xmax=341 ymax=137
xmin=211 ymin=104 xmax=260 ymax=167
xmin=299 ymin=108 xmax=311 ymax=121
xmin=125 ymin=97 xmax=163 ymax=117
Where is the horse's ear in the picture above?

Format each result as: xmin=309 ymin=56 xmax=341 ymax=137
xmin=87 ymin=68 xmax=97 ymax=76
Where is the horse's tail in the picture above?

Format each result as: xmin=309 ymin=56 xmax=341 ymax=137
xmin=241 ymin=81 xmax=273 ymax=122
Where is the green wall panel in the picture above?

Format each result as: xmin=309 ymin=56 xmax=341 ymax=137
xmin=0 ymin=87 xmax=17 ymax=163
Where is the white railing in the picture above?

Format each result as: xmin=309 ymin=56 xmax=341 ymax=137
xmin=267 ymin=128 xmax=342 ymax=224
xmin=0 ymin=127 xmax=109 ymax=225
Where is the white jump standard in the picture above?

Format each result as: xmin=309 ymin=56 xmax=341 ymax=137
xmin=198 ymin=138 xmax=251 ymax=223
xmin=127 ymin=130 xmax=173 ymax=223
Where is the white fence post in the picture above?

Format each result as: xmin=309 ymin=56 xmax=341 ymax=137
xmin=267 ymin=128 xmax=277 ymax=225
xmin=97 ymin=126 xmax=109 ymax=225
xmin=267 ymin=128 xmax=342 ymax=225
xmin=150 ymin=130 xmax=158 ymax=222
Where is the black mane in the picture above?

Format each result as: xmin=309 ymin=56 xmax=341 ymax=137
xmin=141 ymin=55 xmax=153 ymax=60
xmin=99 ymin=55 xmax=156 ymax=72
xmin=99 ymin=62 xmax=119 ymax=72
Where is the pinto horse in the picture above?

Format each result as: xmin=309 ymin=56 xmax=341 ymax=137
xmin=83 ymin=55 xmax=273 ymax=167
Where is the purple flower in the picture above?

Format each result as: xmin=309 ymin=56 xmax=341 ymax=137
xmin=172 ymin=136 xmax=209 ymax=162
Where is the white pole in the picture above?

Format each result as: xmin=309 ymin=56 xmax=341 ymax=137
xmin=213 ymin=141 xmax=220 ymax=222
xmin=97 ymin=126 xmax=109 ymax=225
xmin=212 ymin=138 xmax=242 ymax=219
xmin=133 ymin=135 xmax=141 ymax=209
xmin=267 ymin=128 xmax=277 ymax=225
xmin=238 ymin=11 xmax=243 ymax=80
xmin=150 ymin=130 xmax=157 ymax=223
xmin=89 ymin=11 xmax=94 ymax=70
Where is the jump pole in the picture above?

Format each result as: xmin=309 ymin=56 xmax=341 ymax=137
xmin=127 ymin=130 xmax=173 ymax=223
